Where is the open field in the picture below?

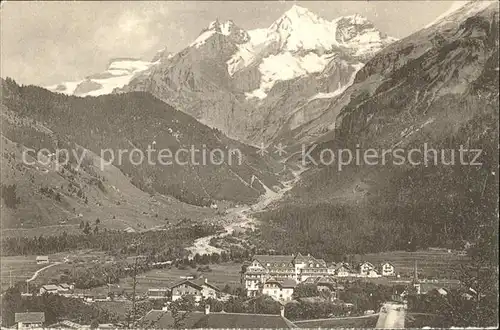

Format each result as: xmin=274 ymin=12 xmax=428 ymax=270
xmin=358 ymin=249 xmax=470 ymax=279
xmin=82 ymin=262 xmax=243 ymax=296
xmin=295 ymin=315 xmax=379 ymax=328
xmin=0 ymin=256 xmax=47 ymax=290
xmin=3 ymin=249 xmax=467 ymax=295
xmin=1 ymin=250 xmax=115 ymax=292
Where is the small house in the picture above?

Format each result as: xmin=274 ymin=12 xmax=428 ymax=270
xmin=58 ymin=283 xmax=74 ymax=292
xmin=39 ymin=284 xmax=61 ymax=295
xmin=15 ymin=312 xmax=45 ymax=329
xmin=358 ymin=262 xmax=377 ymax=277
xmin=334 ymin=263 xmax=353 ymax=277
xmin=261 ymin=278 xmax=297 ymax=302
xmin=36 ymin=256 xmax=49 ymax=264
xmin=379 ymin=262 xmax=395 ymax=276
xmin=170 ymin=280 xmax=204 ymax=302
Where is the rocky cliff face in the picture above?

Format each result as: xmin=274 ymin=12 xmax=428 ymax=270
xmin=117 ymin=5 xmax=395 ymax=143
xmin=255 ymin=1 xmax=499 ymax=254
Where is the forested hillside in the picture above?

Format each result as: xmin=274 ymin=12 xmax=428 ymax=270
xmin=255 ymin=2 xmax=499 ymax=257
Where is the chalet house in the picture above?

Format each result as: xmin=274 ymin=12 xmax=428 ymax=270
xmin=261 ymin=278 xmax=297 ymax=302
xmin=171 ymin=280 xmax=203 ymax=301
xmin=358 ymin=262 xmax=380 ymax=277
xmin=148 ymin=288 xmax=170 ymax=300
xmin=36 ymin=256 xmax=49 ymax=264
xmin=241 ymin=253 xmax=328 ymax=296
xmin=294 ymin=254 xmax=328 ymax=282
xmin=170 ymin=278 xmax=220 ymax=302
xmin=141 ymin=305 xmax=296 ymax=328
xmin=378 ymin=262 xmax=395 ymax=276
xmin=197 ymin=278 xmax=220 ymax=300
xmin=306 ymin=276 xmax=338 ymax=291
xmin=333 ymin=263 xmax=353 ymax=277
xmin=39 ymin=283 xmax=74 ymax=295
xmin=39 ymin=284 xmax=61 ymax=295
xmin=58 ymin=283 xmax=75 ymax=292
xmin=15 ymin=312 xmax=45 ymax=329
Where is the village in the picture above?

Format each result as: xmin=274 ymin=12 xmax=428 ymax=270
xmin=11 ymin=251 xmax=466 ymax=329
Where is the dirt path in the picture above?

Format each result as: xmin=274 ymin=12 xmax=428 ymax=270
xmin=26 ymin=262 xmax=62 ymax=282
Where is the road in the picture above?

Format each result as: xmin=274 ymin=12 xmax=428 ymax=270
xmin=376 ymin=302 xmax=406 ymax=328
xmin=26 ymin=262 xmax=62 ymax=282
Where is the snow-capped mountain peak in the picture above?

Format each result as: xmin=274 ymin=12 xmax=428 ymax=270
xmin=191 ymin=19 xmax=250 ymax=48
xmin=208 ymin=19 xmax=236 ymax=35
xmin=47 ymin=58 xmax=157 ymax=96
xmin=278 ymin=5 xmax=325 ymax=25
xmin=337 ymin=13 xmax=370 ymax=25
xmin=268 ymin=5 xmax=339 ymax=52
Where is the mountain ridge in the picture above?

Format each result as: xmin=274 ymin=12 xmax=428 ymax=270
xmin=252 ymin=0 xmax=499 ymax=256
xmin=46 ymin=5 xmax=395 ymax=144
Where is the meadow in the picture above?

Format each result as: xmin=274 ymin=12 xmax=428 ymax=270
xmin=358 ymin=249 xmax=470 ymax=279
xmin=82 ymin=262 xmax=243 ymax=296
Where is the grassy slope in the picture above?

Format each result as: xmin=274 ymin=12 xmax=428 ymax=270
xmin=1 ymin=109 xmax=215 ymax=233
xmin=1 ymin=81 xmax=281 ymax=209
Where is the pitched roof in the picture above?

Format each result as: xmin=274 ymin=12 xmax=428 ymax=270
xmin=264 ymin=277 xmax=297 ymax=288
xmin=334 ymin=263 xmax=352 ymax=271
xmin=170 ymin=280 xmax=203 ymax=291
xmin=41 ymin=284 xmax=61 ymax=291
xmin=302 ymin=277 xmax=318 ymax=284
xmin=316 ymin=276 xmax=337 ymax=285
xmin=301 ymin=276 xmax=336 ymax=287
xmin=49 ymin=320 xmax=88 ymax=329
xmin=141 ymin=310 xmax=296 ymax=328
xmin=193 ymin=312 xmax=296 ymax=328
xmin=192 ymin=278 xmax=220 ymax=292
xmin=15 ymin=312 xmax=45 ymax=324
xmin=294 ymin=253 xmax=316 ymax=263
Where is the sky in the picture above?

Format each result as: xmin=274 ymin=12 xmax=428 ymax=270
xmin=1 ymin=1 xmax=457 ymax=86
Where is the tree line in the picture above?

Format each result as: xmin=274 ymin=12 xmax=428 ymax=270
xmin=1 ymin=223 xmax=222 ymax=256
